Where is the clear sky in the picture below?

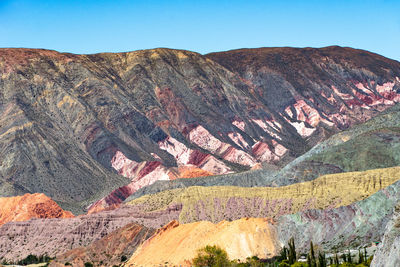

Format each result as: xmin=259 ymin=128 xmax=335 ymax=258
xmin=0 ymin=0 xmax=399 ymax=61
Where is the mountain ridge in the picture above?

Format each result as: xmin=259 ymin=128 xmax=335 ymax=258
xmin=1 ymin=46 xmax=400 ymax=214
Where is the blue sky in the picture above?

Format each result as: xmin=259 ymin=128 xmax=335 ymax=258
xmin=0 ymin=0 xmax=399 ymax=60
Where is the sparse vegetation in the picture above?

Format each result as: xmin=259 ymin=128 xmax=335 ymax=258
xmin=191 ymin=238 xmax=373 ymax=267
xmin=0 ymin=254 xmax=54 ymax=266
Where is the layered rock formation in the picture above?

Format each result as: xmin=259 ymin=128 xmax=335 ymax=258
xmin=127 ymin=166 xmax=400 ymax=223
xmin=0 ymin=193 xmax=73 ymax=226
xmin=371 ymin=202 xmax=400 ymax=266
xmin=126 ymin=180 xmax=400 ymax=266
xmin=127 ymin=218 xmax=279 ymax=266
xmin=49 ymin=223 xmax=155 ymax=267
xmin=1 ymin=47 xmax=400 ymax=212
xmin=128 ymin=103 xmax=400 ymax=200
xmin=0 ymin=204 xmax=179 ymax=261
xmin=277 ymin=179 xmax=400 ymax=253
xmin=0 ymin=167 xmax=400 ymax=260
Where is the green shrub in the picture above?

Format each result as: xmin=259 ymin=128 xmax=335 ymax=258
xmin=192 ymin=245 xmax=231 ymax=267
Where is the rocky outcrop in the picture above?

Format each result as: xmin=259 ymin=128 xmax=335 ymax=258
xmin=371 ymin=202 xmax=400 ymax=266
xmin=1 ymin=47 xmax=400 ymax=212
xmin=127 ymin=218 xmax=279 ymax=266
xmin=0 ymin=193 xmax=73 ymax=226
xmin=273 ymin=104 xmax=400 ymax=186
xmin=0 ymin=204 xmax=180 ymax=262
xmin=49 ymin=223 xmax=155 ymax=267
xmin=277 ymin=179 xmax=400 ymax=253
xmin=127 ymin=166 xmax=400 ymax=223
xmin=125 ymin=103 xmax=400 ymax=202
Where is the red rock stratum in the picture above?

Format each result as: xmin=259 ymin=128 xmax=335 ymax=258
xmin=0 ymin=193 xmax=73 ymax=226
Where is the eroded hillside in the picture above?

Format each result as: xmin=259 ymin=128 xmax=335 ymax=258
xmin=1 ymin=47 xmax=400 ymax=213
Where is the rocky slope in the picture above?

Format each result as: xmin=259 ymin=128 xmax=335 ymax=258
xmin=272 ymin=103 xmax=400 ymax=186
xmin=127 ymin=218 xmax=279 ymax=266
xmin=128 ymin=180 xmax=400 ymax=266
xmin=0 ymin=204 xmax=179 ymax=262
xmin=126 ymin=166 xmax=400 ymax=223
xmin=370 ymin=202 xmax=400 ymax=266
xmin=0 ymin=193 xmax=73 ymax=226
xmin=49 ymin=223 xmax=155 ymax=267
xmin=1 ymin=47 xmax=400 ymax=212
xmin=277 ymin=178 xmax=400 ymax=253
xmin=1 ymin=166 xmax=398 ymax=262
xmin=126 ymin=103 xmax=400 ymax=200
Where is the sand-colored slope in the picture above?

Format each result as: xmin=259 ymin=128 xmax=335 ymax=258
xmin=0 ymin=193 xmax=73 ymax=226
xmin=127 ymin=218 xmax=279 ymax=266
xmin=127 ymin=166 xmax=400 ymax=223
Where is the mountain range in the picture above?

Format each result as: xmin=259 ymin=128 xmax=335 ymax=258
xmin=1 ymin=45 xmax=400 ymax=266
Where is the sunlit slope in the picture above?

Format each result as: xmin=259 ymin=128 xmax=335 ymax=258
xmin=127 ymin=218 xmax=279 ymax=267
xmin=0 ymin=193 xmax=73 ymax=226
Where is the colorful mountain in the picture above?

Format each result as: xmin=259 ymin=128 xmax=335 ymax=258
xmin=126 ymin=103 xmax=400 ymax=200
xmin=1 ymin=47 xmax=400 ymax=213
xmin=126 ymin=166 xmax=400 ymax=223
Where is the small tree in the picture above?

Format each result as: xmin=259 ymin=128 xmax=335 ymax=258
xmin=278 ymin=246 xmax=288 ymax=262
xmin=347 ymin=249 xmax=352 ymax=264
xmin=358 ymin=249 xmax=363 ymax=264
xmin=334 ymin=252 xmax=339 ymax=265
xmin=288 ymin=237 xmax=296 ymax=264
xmin=308 ymin=241 xmax=316 ymax=267
xmin=317 ymin=251 xmax=326 ymax=267
xmin=364 ymin=247 xmax=368 ymax=262
xmin=192 ymin=245 xmax=231 ymax=267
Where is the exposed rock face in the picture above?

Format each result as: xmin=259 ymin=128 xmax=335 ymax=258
xmin=277 ymin=179 xmax=400 ymax=253
xmin=127 ymin=180 xmax=400 ymax=266
xmin=127 ymin=166 xmax=400 ymax=223
xmin=271 ymin=103 xmax=400 ymax=186
xmin=49 ymin=223 xmax=155 ymax=267
xmin=1 ymin=47 xmax=400 ymax=212
xmin=127 ymin=218 xmax=279 ymax=266
xmin=371 ymin=202 xmax=400 ymax=267
xmin=1 ymin=166 xmax=398 ymax=262
xmin=127 ymin=103 xmax=400 ymax=200
xmin=0 ymin=193 xmax=73 ymax=226
xmin=0 ymin=204 xmax=180 ymax=261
